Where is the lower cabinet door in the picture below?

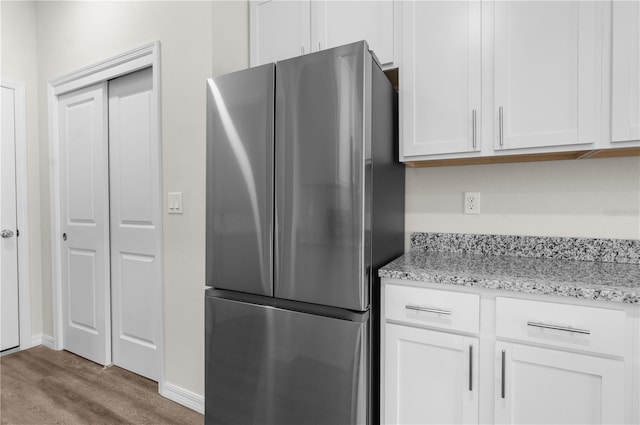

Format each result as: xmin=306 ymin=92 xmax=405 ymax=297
xmin=385 ymin=323 xmax=479 ymax=424
xmin=495 ymin=342 xmax=625 ymax=424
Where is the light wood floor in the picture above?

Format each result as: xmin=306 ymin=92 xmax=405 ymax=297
xmin=0 ymin=346 xmax=203 ymax=424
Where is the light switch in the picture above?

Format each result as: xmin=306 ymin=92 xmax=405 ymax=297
xmin=168 ymin=192 xmax=183 ymax=214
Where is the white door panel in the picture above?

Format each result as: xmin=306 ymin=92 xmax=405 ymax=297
xmin=494 ymin=1 xmax=601 ymax=150
xmin=385 ymin=323 xmax=479 ymax=424
xmin=1 ymin=86 xmax=20 ymax=352
xmin=109 ymin=67 xmax=160 ymax=380
xmin=68 ymin=249 xmax=98 ymax=332
xmin=612 ymin=0 xmax=640 ymax=142
xmin=59 ymin=83 xmax=111 ymax=365
xmin=495 ymin=342 xmax=625 ymax=424
xmin=251 ymin=0 xmax=311 ymax=66
xmin=314 ymin=1 xmax=394 ymax=65
xmin=401 ymin=0 xmax=482 ymax=157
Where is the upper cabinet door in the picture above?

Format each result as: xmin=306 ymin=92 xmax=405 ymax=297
xmin=401 ymin=0 xmax=481 ymax=158
xmin=250 ymin=0 xmax=311 ymax=66
xmin=611 ymin=1 xmax=640 ymax=143
xmin=494 ymin=1 xmax=602 ymax=150
xmin=313 ymin=0 xmax=395 ymax=66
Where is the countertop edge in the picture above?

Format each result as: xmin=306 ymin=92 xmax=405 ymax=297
xmin=378 ymin=252 xmax=640 ymax=305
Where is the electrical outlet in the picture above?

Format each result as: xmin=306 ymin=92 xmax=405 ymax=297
xmin=464 ymin=192 xmax=480 ymax=214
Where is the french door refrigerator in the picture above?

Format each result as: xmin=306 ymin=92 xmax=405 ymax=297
xmin=205 ymin=41 xmax=404 ymax=425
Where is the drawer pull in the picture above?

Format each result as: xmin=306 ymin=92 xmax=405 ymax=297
xmin=499 ymin=106 xmax=504 ymax=147
xmin=472 ymin=109 xmax=477 ymax=148
xmin=405 ymin=305 xmax=452 ymax=316
xmin=526 ymin=321 xmax=590 ymax=335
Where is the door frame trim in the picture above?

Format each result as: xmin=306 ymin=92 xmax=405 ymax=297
xmin=48 ymin=42 xmax=164 ymax=382
xmin=1 ymin=80 xmax=32 ymax=351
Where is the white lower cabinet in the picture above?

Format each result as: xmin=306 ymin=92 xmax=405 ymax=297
xmin=495 ymin=342 xmax=625 ymax=425
xmin=382 ymin=280 xmax=638 ymax=424
xmin=385 ymin=323 xmax=479 ymax=424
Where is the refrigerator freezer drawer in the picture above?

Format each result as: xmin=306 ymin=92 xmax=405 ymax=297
xmin=205 ymin=295 xmax=369 ymax=425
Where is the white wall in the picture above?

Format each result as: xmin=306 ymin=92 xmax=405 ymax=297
xmin=212 ymin=1 xmax=249 ymax=77
xmin=0 ymin=1 xmax=43 ymax=341
xmin=406 ymin=156 xmax=640 ymax=249
xmin=32 ymin=0 xmax=247 ymax=398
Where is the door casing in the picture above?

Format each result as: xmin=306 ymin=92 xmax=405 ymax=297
xmin=48 ymin=42 xmax=163 ymax=381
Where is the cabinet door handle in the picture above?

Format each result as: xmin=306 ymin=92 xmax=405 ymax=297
xmin=501 ymin=350 xmax=506 ymax=399
xmin=499 ymin=106 xmax=504 ymax=147
xmin=405 ymin=304 xmax=452 ymax=315
xmin=301 ymin=46 xmax=305 ymax=55
xmin=472 ymin=109 xmax=477 ymax=149
xmin=468 ymin=344 xmax=473 ymax=391
xmin=318 ymin=42 xmax=321 ymax=51
xmin=527 ymin=321 xmax=591 ymax=335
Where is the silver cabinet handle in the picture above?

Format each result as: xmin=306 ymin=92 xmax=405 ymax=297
xmin=527 ymin=321 xmax=590 ymax=335
xmin=405 ymin=304 xmax=452 ymax=315
xmin=501 ymin=350 xmax=506 ymax=399
xmin=472 ymin=109 xmax=477 ymax=149
xmin=301 ymin=46 xmax=305 ymax=55
xmin=1 ymin=229 xmax=14 ymax=238
xmin=468 ymin=345 xmax=473 ymax=391
xmin=318 ymin=42 xmax=321 ymax=51
xmin=498 ymin=106 xmax=504 ymax=147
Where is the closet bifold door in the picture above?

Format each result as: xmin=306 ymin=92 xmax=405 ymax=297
xmin=58 ymin=82 xmax=111 ymax=366
xmin=108 ymin=67 xmax=161 ymax=380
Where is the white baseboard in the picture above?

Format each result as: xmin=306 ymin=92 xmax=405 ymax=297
xmin=31 ymin=334 xmax=55 ymax=349
xmin=31 ymin=334 xmax=42 ymax=347
xmin=41 ymin=334 xmax=55 ymax=349
xmin=159 ymin=381 xmax=204 ymax=415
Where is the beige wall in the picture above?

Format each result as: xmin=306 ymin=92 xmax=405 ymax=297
xmin=1 ymin=0 xmax=43 ymax=339
xmin=212 ymin=1 xmax=249 ymax=78
xmin=406 ymin=156 xmax=640 ymax=249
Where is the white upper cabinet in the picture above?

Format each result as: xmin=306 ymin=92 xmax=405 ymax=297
xmin=250 ymin=0 xmax=395 ymax=67
xmin=251 ymin=0 xmax=637 ymax=163
xmin=400 ymin=0 xmax=481 ymax=159
xmin=494 ymin=1 xmax=602 ymax=150
xmin=250 ymin=0 xmax=311 ymax=66
xmin=611 ymin=0 xmax=640 ymax=143
xmin=313 ymin=1 xmax=394 ymax=66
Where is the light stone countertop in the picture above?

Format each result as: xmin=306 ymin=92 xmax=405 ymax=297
xmin=379 ymin=250 xmax=640 ymax=304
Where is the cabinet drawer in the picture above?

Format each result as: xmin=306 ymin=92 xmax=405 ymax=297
xmin=496 ymin=297 xmax=626 ymax=357
xmin=385 ymin=284 xmax=480 ymax=334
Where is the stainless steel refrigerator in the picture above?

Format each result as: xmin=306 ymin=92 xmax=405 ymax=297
xmin=205 ymin=41 xmax=404 ymax=425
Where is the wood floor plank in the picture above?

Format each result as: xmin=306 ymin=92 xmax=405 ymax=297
xmin=0 ymin=346 xmax=203 ymax=425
